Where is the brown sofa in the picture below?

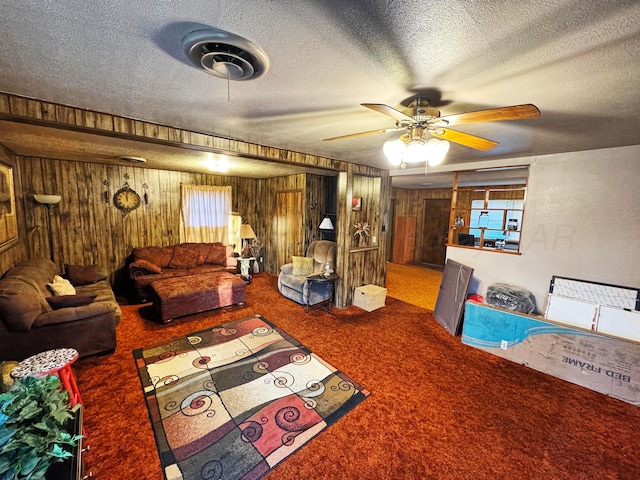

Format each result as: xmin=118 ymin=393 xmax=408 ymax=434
xmin=0 ymin=258 xmax=122 ymax=361
xmin=128 ymin=242 xmax=238 ymax=300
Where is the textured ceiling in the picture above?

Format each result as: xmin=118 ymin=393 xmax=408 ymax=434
xmin=0 ymin=1 xmax=638 ymax=188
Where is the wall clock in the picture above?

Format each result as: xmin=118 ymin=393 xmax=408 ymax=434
xmin=113 ymin=185 xmax=141 ymax=213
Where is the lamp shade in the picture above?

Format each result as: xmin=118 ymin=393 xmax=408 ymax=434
xmin=34 ymin=194 xmax=62 ymax=205
xmin=319 ymin=217 xmax=334 ymax=230
xmin=239 ymin=224 xmax=256 ymax=239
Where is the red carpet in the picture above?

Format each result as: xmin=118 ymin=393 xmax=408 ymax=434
xmin=74 ymin=273 xmax=640 ymax=479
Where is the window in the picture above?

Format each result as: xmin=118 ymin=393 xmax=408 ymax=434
xmin=469 ymin=198 xmax=524 ymax=243
xmin=449 ymin=170 xmax=527 ymax=253
xmin=179 ymin=184 xmax=232 ymax=243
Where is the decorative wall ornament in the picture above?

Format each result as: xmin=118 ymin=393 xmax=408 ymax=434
xmin=102 ymin=179 xmax=110 ymax=203
xmin=354 ymin=221 xmax=370 ymax=248
xmin=113 ymin=173 xmax=141 ymax=214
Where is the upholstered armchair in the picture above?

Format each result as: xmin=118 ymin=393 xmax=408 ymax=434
xmin=278 ymin=241 xmax=337 ymax=307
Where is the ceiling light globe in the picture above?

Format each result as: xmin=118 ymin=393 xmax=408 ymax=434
xmin=426 ymin=139 xmax=451 ymax=166
xmin=404 ymin=141 xmax=427 ymax=163
xmin=383 ymin=139 xmax=405 ymax=166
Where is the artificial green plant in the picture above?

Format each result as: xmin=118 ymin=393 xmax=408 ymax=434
xmin=0 ymin=375 xmax=81 ymax=480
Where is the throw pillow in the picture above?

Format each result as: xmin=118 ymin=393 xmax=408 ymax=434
xmin=129 ymin=259 xmax=162 ymax=275
xmin=47 ymin=275 xmax=76 ymax=296
xmin=65 ymin=264 xmax=98 ymax=286
xmin=168 ymin=246 xmax=199 ymax=269
xmin=205 ymin=244 xmax=228 ymax=266
xmin=181 ymin=243 xmax=213 ymax=265
xmin=46 ymin=295 xmax=96 ymax=310
xmin=292 ymin=256 xmax=314 ymax=276
xmin=132 ymin=246 xmax=174 ymax=268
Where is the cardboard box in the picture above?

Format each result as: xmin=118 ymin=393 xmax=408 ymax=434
xmin=353 ymin=285 xmax=387 ymax=312
xmin=462 ymin=301 xmax=640 ymax=406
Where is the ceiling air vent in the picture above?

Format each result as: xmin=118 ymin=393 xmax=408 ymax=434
xmin=183 ymin=29 xmax=270 ymax=81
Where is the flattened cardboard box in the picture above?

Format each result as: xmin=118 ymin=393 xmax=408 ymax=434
xmin=462 ymin=301 xmax=640 ymax=406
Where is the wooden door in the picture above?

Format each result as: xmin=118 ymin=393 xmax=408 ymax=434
xmin=276 ymin=191 xmax=303 ymax=268
xmin=420 ymin=198 xmax=450 ymax=266
xmin=392 ymin=216 xmax=416 ymax=263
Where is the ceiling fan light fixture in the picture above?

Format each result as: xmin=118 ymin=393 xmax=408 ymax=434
xmin=426 ymin=138 xmax=450 ymax=166
xmin=383 ymin=138 xmax=405 ymax=166
xmin=404 ymin=140 xmax=427 ymax=163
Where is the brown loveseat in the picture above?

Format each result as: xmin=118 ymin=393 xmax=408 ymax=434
xmin=0 ymin=258 xmax=122 ymax=361
xmin=128 ymin=243 xmax=238 ymax=300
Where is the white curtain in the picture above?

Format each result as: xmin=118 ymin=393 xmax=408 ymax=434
xmin=228 ymin=213 xmax=242 ymax=253
xmin=180 ymin=184 xmax=232 ymax=243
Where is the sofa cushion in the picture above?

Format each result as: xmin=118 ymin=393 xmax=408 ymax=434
xmin=4 ymin=258 xmax=58 ymax=286
xmin=168 ymin=246 xmax=199 ymax=269
xmin=75 ymin=280 xmax=122 ymax=323
xmin=187 ymin=264 xmax=227 ymax=275
xmin=65 ymin=264 xmax=99 ymax=286
xmin=205 ymin=243 xmax=228 ymax=265
xmin=0 ymin=276 xmax=48 ymax=331
xmin=292 ymin=256 xmax=314 ymax=276
xmin=132 ymin=270 xmax=190 ymax=289
xmin=180 ymin=243 xmax=213 ymax=265
xmin=132 ymin=246 xmax=174 ymax=268
xmin=46 ymin=295 xmax=96 ymax=310
xmin=47 ymin=276 xmax=76 ymax=296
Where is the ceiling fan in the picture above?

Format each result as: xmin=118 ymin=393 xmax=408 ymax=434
xmin=323 ymin=98 xmax=540 ymax=167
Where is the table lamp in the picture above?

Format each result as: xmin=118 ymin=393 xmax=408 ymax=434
xmin=239 ymin=223 xmax=256 ymax=257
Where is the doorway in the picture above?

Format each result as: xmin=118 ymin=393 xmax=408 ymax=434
xmin=420 ymin=198 xmax=450 ymax=267
xmin=276 ymin=190 xmax=303 ymax=268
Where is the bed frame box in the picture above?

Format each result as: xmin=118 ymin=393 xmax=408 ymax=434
xmin=462 ymin=301 xmax=640 ymax=405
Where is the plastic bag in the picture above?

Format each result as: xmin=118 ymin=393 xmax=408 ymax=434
xmin=486 ymin=283 xmax=536 ymax=314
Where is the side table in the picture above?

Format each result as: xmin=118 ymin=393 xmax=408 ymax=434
xmin=11 ymin=348 xmax=83 ymax=406
xmin=305 ymin=273 xmax=339 ymax=313
xmin=238 ymin=256 xmax=256 ymax=284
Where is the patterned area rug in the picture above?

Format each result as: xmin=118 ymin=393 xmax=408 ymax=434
xmin=133 ymin=314 xmax=369 ymax=480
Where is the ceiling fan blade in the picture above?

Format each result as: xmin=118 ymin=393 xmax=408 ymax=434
xmin=431 ymin=128 xmax=499 ymax=150
xmin=361 ymin=103 xmax=414 ymax=122
xmin=323 ymin=127 xmax=404 ymax=142
xmin=440 ymin=104 xmax=540 ymax=126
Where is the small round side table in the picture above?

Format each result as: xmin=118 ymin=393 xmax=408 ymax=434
xmin=11 ymin=348 xmax=83 ymax=406
xmin=305 ymin=272 xmax=339 ymax=313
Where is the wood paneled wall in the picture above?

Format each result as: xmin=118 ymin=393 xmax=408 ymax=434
xmin=15 ymin=156 xmax=261 ymax=286
xmin=391 ymin=187 xmax=452 ymax=263
xmin=0 ymin=92 xmax=392 ymax=308
xmin=336 ymin=170 xmax=391 ymax=307
xmin=0 ymin=93 xmax=343 ymax=171
xmin=4 ymin=152 xmax=330 ymax=290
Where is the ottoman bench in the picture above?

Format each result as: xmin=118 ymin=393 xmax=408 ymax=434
xmin=150 ymin=271 xmax=246 ymax=323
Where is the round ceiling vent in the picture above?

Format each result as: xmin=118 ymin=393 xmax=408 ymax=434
xmin=183 ymin=29 xmax=270 ymax=81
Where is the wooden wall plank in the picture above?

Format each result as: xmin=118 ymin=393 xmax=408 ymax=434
xmin=0 ymin=94 xmax=10 ymax=114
